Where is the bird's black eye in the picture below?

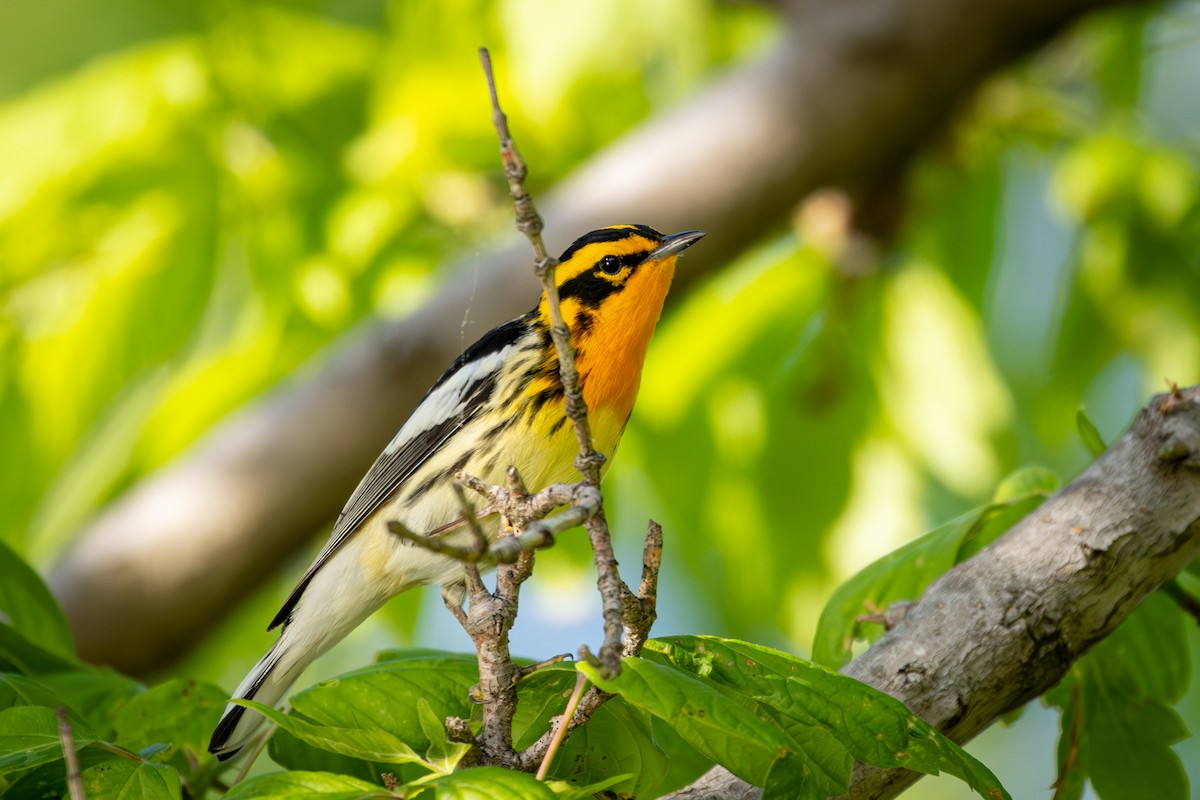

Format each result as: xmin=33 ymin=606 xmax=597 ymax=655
xmin=600 ymin=255 xmax=622 ymax=275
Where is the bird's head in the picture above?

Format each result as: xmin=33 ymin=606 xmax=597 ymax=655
xmin=539 ymin=224 xmax=704 ymax=339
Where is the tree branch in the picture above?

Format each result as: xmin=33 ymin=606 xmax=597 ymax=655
xmin=666 ymin=384 xmax=1200 ymax=799
xmin=50 ymin=0 xmax=1142 ymax=674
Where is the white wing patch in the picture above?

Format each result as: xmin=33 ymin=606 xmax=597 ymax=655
xmin=384 ymin=346 xmax=515 ymax=456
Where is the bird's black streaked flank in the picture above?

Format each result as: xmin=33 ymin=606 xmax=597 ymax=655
xmin=209 ymin=225 xmax=704 ymax=760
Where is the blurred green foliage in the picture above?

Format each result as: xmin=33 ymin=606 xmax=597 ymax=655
xmin=2 ymin=0 xmax=1200 ymax=797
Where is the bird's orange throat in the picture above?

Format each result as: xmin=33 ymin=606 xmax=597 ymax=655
xmin=571 ymin=256 xmax=677 ymax=427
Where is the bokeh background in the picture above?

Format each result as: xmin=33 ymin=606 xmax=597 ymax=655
xmin=3 ymin=0 xmax=1200 ymax=796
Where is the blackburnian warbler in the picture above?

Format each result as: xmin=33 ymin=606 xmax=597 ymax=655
xmin=209 ymin=224 xmax=704 ymax=760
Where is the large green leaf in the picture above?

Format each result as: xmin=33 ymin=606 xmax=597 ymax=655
xmin=0 ymin=623 xmax=79 ymax=676
xmin=112 ymin=678 xmax=228 ymax=759
xmin=400 ymin=766 xmax=558 ymax=800
xmin=510 ymin=664 xmax=666 ymax=798
xmin=0 ymin=706 xmax=88 ymax=774
xmin=288 ymin=656 xmax=478 ymax=749
xmin=1046 ymin=593 xmax=1190 ymax=800
xmin=650 ymin=636 xmax=1010 ymax=800
xmin=223 ymin=770 xmax=390 ymax=800
xmin=0 ymin=539 xmax=74 ymax=660
xmin=0 ymin=673 xmax=98 ymax=736
xmin=237 ymin=699 xmax=428 ymax=767
xmin=35 ymin=669 xmax=143 ymax=740
xmin=79 ymin=758 xmax=182 ymax=800
xmin=577 ymin=657 xmax=807 ymax=798
xmin=813 ymin=466 xmax=1056 ymax=667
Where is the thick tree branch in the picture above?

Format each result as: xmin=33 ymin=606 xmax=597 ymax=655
xmin=667 ymin=385 xmax=1200 ymax=799
xmin=51 ymin=0 xmax=1140 ymax=673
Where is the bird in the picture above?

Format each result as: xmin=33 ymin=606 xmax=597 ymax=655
xmin=208 ymin=224 xmax=704 ymax=760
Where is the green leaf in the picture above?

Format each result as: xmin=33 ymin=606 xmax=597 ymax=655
xmin=0 ymin=540 xmax=75 ymax=661
xmin=267 ymin=730 xmax=392 ymax=787
xmin=400 ymin=766 xmax=556 ymax=799
xmin=1076 ymin=409 xmax=1107 ymax=457
xmin=814 ymin=470 xmax=1051 ymax=667
xmin=0 ymin=623 xmax=79 ymax=676
xmin=510 ymin=665 xmax=667 ymax=798
xmin=416 ymin=697 xmax=470 ymax=773
xmin=1049 ymin=678 xmax=1085 ymax=800
xmin=1046 ymin=594 xmax=1190 ymax=799
xmin=236 ymin=699 xmax=428 ymax=767
xmin=35 ymin=669 xmax=143 ymax=740
xmin=0 ymin=674 xmax=98 ymax=738
xmin=650 ymin=637 xmax=1010 ymax=800
xmin=288 ymin=657 xmax=478 ymax=751
xmin=79 ymin=758 xmax=182 ymax=800
xmin=542 ymin=775 xmax=629 ymax=800
xmin=372 ymin=648 xmax=478 ymax=665
xmin=265 ymin=656 xmax=480 ymax=778
xmin=550 ymin=694 xmax=662 ymax=798
xmin=223 ymin=770 xmax=388 ymax=799
xmin=0 ymin=706 xmax=79 ymax=774
xmin=644 ymin=715 xmax=715 ymax=796
xmin=1088 ymin=693 xmax=1187 ymax=800
xmin=990 ymin=465 xmax=1060 ymax=503
xmin=577 ymin=658 xmax=799 ymax=793
xmin=112 ymin=679 xmax=227 ymax=761
xmin=641 ymin=642 xmax=848 ymax=796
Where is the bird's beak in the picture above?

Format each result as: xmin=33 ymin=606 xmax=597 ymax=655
xmin=648 ymin=230 xmax=705 ymax=262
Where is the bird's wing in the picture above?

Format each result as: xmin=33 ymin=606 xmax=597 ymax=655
xmin=269 ymin=318 xmax=529 ymax=630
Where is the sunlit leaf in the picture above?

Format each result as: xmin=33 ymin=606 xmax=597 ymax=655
xmin=235 ymin=700 xmax=428 ymax=767
xmin=577 ymin=658 xmax=803 ymax=795
xmin=813 ymin=467 xmax=1053 ymax=667
xmin=224 ymin=770 xmax=386 ymax=799
xmin=400 ymin=766 xmax=556 ymax=800
xmin=650 ymin=637 xmax=1010 ymax=800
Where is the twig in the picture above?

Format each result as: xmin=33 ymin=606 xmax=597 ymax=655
xmin=517 ymin=673 xmax=614 ymax=770
xmin=536 ymin=672 xmax=589 ymax=780
xmin=513 ymin=653 xmax=573 ymax=683
xmin=479 ymin=46 xmax=627 ymax=678
xmin=56 ymin=707 xmax=85 ymax=800
xmin=452 ymin=482 xmax=490 ymax=555
xmin=394 ymin=482 xmax=601 ymax=566
xmin=478 ymin=47 xmax=602 ymax=482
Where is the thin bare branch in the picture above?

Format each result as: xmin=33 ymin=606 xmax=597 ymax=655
xmin=536 ymin=672 xmax=589 ymax=781
xmin=478 ymin=48 xmax=602 ymax=480
xmin=55 ymin=707 xmax=84 ymax=800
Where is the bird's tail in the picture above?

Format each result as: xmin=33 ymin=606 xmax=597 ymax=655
xmin=208 ymin=639 xmax=302 ymax=761
xmin=208 ymin=560 xmax=393 ymax=761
